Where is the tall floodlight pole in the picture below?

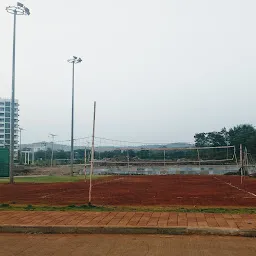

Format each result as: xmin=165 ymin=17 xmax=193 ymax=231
xmin=67 ymin=56 xmax=82 ymax=176
xmin=49 ymin=134 xmax=57 ymax=167
xmin=6 ymin=2 xmax=30 ymax=184
xmin=19 ymin=127 xmax=24 ymax=164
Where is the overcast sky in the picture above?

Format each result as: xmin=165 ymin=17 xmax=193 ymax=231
xmin=1 ymin=0 xmax=256 ymax=145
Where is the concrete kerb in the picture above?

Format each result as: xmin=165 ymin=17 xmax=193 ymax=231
xmin=0 ymin=225 xmax=255 ymax=237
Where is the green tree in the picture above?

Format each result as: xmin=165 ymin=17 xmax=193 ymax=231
xmin=228 ymin=124 xmax=256 ymax=156
xmin=194 ymin=124 xmax=256 ymax=159
xmin=194 ymin=133 xmax=207 ymax=147
xmin=194 ymin=129 xmax=227 ymax=147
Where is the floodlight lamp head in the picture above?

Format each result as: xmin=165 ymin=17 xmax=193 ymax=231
xmin=6 ymin=2 xmax=30 ymax=15
xmin=24 ymin=7 xmax=30 ymax=15
xmin=73 ymin=56 xmax=77 ymax=59
xmin=17 ymin=2 xmax=24 ymax=7
xmin=77 ymin=58 xmax=82 ymax=63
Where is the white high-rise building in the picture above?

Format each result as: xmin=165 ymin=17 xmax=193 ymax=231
xmin=0 ymin=98 xmax=19 ymax=157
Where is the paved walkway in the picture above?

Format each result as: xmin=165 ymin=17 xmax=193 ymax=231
xmin=0 ymin=211 xmax=256 ymax=230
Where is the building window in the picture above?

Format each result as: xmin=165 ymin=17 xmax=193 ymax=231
xmin=0 ymin=108 xmax=4 ymax=111
xmin=5 ymin=134 xmax=10 ymax=139
xmin=5 ymin=112 xmax=10 ymax=117
xmin=5 ymin=102 xmax=10 ymax=106
xmin=0 ymin=129 xmax=4 ymax=133
xmin=0 ymin=113 xmax=4 ymax=117
xmin=0 ymin=135 xmax=4 ymax=139
xmin=0 ymin=124 xmax=4 ymax=128
xmin=5 ymin=129 xmax=10 ymax=134
xmin=5 ymin=107 xmax=10 ymax=112
xmin=5 ymin=118 xmax=10 ymax=123
xmin=5 ymin=123 xmax=10 ymax=128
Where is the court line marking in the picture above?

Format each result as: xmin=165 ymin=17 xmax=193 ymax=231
xmin=214 ymin=177 xmax=256 ymax=198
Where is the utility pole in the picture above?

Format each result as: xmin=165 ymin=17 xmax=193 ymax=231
xmin=49 ymin=134 xmax=57 ymax=167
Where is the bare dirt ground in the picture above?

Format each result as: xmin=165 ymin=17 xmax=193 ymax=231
xmin=1 ymin=234 xmax=256 ymax=256
xmin=1 ymin=175 xmax=256 ymax=207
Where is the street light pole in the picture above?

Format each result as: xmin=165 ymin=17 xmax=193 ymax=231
xmin=67 ymin=56 xmax=82 ymax=176
xmin=6 ymin=2 xmax=30 ymax=184
xmin=19 ymin=127 xmax=24 ymax=164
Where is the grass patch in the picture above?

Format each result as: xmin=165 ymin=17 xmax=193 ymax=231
xmin=0 ymin=175 xmax=108 ymax=184
xmin=0 ymin=204 xmax=114 ymax=212
xmin=0 ymin=204 xmax=255 ymax=214
xmin=0 ymin=204 xmax=10 ymax=208
xmin=24 ymin=204 xmax=35 ymax=211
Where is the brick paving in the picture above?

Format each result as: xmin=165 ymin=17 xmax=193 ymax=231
xmin=0 ymin=211 xmax=256 ymax=230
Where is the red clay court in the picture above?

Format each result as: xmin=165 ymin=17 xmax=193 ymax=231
xmin=0 ymin=175 xmax=256 ymax=207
